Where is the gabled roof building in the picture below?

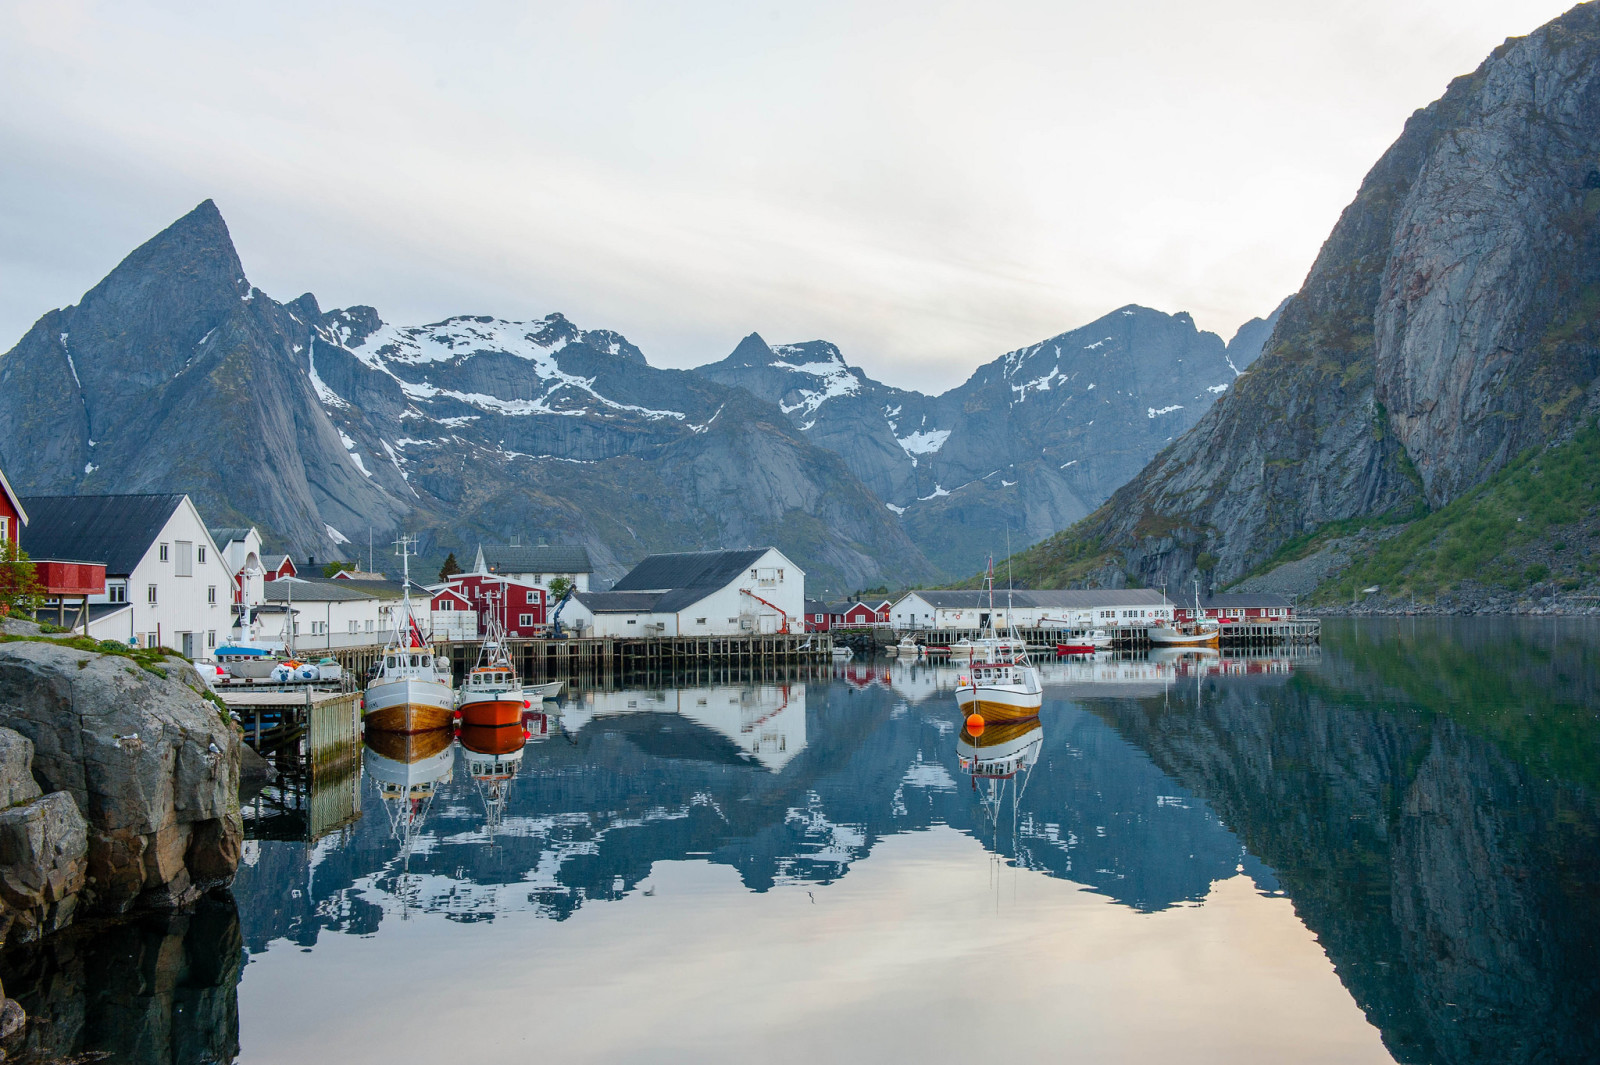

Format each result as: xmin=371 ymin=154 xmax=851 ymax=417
xmin=563 ymin=548 xmax=803 ymax=638
xmin=472 ymin=544 xmax=593 ymax=591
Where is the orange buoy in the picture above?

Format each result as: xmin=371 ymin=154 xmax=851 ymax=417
xmin=965 ymin=713 xmax=985 ymax=735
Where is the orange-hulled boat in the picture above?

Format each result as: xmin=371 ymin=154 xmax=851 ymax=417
xmin=456 ymin=584 xmax=530 ymax=728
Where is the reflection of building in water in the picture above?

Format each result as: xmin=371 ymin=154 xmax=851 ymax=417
xmin=562 ymin=684 xmax=806 ymax=772
xmin=458 ymin=724 xmax=526 ymax=837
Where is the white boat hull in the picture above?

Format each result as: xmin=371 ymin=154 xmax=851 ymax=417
xmin=954 ymin=680 xmax=1043 ymax=720
xmin=1147 ymin=626 xmax=1220 ymax=648
xmin=364 ymin=675 xmax=456 ymax=732
xmin=526 ymin=680 xmax=564 ymax=700
xmin=221 ymin=657 xmax=279 ymax=680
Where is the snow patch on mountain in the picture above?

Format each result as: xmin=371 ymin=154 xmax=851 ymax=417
xmin=897 ymin=429 xmax=951 ymax=458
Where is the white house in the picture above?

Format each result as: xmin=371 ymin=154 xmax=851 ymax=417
xmin=472 ymin=543 xmax=593 ymax=592
xmin=22 ymin=494 xmax=232 ymax=658
xmin=260 ymin=577 xmax=408 ymax=650
xmin=563 ymin=548 xmax=803 ymax=638
xmin=209 ymin=526 xmax=265 ymax=615
xmin=890 ymin=589 xmax=1174 ymax=631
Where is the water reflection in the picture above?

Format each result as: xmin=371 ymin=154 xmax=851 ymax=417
xmin=1 ymin=624 xmax=1593 ymax=1063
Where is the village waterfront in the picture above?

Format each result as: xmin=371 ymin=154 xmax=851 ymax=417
xmin=2 ymin=617 xmax=1595 ymax=1064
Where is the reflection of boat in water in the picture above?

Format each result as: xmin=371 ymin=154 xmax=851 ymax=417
xmin=458 ymin=724 xmax=525 ymax=837
xmin=956 ymin=716 xmax=1044 ymax=781
xmin=364 ymin=727 xmax=455 ymax=843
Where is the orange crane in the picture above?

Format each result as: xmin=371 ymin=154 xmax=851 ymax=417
xmin=739 ymin=588 xmax=790 ymax=634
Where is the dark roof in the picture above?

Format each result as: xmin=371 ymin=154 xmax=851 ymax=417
xmin=804 ymin=599 xmax=829 ymax=613
xmin=262 ymin=575 xmax=400 ymax=601
xmin=263 ymin=555 xmax=294 ymax=572
xmin=1198 ymin=593 xmax=1292 ymax=610
xmin=610 ymin=549 xmax=773 ymax=613
xmin=900 ymin=589 xmax=1170 ymax=609
xmin=478 ymin=544 xmax=593 ymax=574
xmin=208 ymin=526 xmax=252 ymax=547
xmin=573 ymin=590 xmax=671 ymax=614
xmin=20 ymin=494 xmax=187 ymax=576
xmin=327 ymin=578 xmax=414 ymax=600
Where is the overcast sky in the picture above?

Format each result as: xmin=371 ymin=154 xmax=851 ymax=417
xmin=0 ymin=0 xmax=1578 ymax=392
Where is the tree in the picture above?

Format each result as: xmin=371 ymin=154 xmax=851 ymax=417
xmin=547 ymin=576 xmax=574 ymax=601
xmin=439 ymin=552 xmax=462 ymax=582
xmin=0 ymin=540 xmax=45 ymax=617
xmin=322 ymin=560 xmax=356 ymax=578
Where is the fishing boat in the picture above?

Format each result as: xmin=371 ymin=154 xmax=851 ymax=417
xmin=1148 ymin=577 xmax=1221 ymax=648
xmin=526 ymin=680 xmax=564 ymax=701
xmin=457 ymin=586 xmax=529 ymax=728
xmin=363 ymin=537 xmax=454 ymax=733
xmin=1054 ymin=628 xmax=1111 ymax=655
xmin=953 ymin=559 xmax=1043 ymax=722
xmin=895 ymin=635 xmax=924 ymax=659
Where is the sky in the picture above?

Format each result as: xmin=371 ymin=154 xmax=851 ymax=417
xmin=0 ymin=0 xmax=1579 ymax=393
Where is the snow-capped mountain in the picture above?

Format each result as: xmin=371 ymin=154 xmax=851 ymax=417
xmin=699 ymin=304 xmax=1282 ymax=575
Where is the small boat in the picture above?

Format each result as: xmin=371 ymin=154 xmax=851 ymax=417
xmin=1055 ymin=628 xmax=1111 ymax=655
xmin=952 ymin=560 xmax=1043 ymax=722
xmin=363 ymin=537 xmax=454 ymax=733
xmin=457 ymin=586 xmax=529 ymax=728
xmin=895 ymin=635 xmax=924 ymax=660
xmin=216 ymin=644 xmax=280 ymax=680
xmin=526 ymin=680 xmax=564 ymax=701
xmin=1148 ymin=578 xmax=1220 ymax=648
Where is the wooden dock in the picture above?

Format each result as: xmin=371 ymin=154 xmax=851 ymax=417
xmin=899 ymin=618 xmax=1321 ymax=653
xmin=231 ymin=689 xmax=362 ymax=843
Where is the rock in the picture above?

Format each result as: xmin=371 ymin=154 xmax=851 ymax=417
xmin=0 ymin=641 xmax=241 ymax=916
xmin=0 ymin=728 xmax=87 ymax=948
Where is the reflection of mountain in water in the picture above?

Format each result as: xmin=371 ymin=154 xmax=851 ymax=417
xmin=1090 ymin=620 xmax=1600 ymax=1065
xmin=232 ymin=672 xmax=1253 ymax=951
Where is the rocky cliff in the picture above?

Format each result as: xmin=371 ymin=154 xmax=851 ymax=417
xmin=0 ymin=638 xmax=241 ymax=916
xmin=699 ymin=304 xmax=1280 ymax=575
xmin=0 ymin=728 xmax=86 ymax=951
xmin=1026 ymin=2 xmax=1600 ymax=590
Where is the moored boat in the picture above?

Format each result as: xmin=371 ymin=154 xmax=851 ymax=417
xmin=526 ymin=680 xmax=564 ymax=701
xmin=1055 ymin=628 xmax=1111 ymax=655
xmin=363 ymin=537 xmax=454 ymax=733
xmin=952 ymin=559 xmax=1043 ymax=722
xmin=1148 ymin=578 xmax=1220 ymax=648
xmin=456 ymin=584 xmax=529 ymax=728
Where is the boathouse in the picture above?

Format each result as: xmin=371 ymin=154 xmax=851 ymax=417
xmin=21 ymin=493 xmax=230 ymax=656
xmin=890 ymin=588 xmax=1174 ymax=631
xmin=1174 ymin=593 xmax=1294 ymax=623
xmin=472 ymin=543 xmax=594 ymax=592
xmin=563 ymin=548 xmax=803 ymax=638
xmin=839 ymin=600 xmax=892 ymax=626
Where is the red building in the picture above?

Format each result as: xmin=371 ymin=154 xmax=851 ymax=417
xmin=839 ymin=600 xmax=892 ymax=626
xmin=804 ymin=599 xmax=831 ymax=633
xmin=0 ymin=467 xmax=25 ymax=545
xmin=440 ymin=573 xmax=547 ymax=637
xmin=1174 ymin=594 xmax=1294 ymax=623
xmin=262 ymin=554 xmax=298 ymax=581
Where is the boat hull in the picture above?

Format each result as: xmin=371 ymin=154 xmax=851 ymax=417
xmin=526 ymin=680 xmax=564 ymax=700
xmin=1147 ymin=628 xmax=1221 ymax=648
xmin=364 ymin=676 xmax=455 ymax=733
xmin=458 ymin=695 xmax=526 ymax=728
xmin=954 ymin=685 xmax=1043 ymax=720
xmin=221 ymin=657 xmax=279 ymax=680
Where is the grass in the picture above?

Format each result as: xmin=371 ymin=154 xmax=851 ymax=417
xmin=0 ymin=632 xmax=189 ymax=677
xmin=1311 ymin=420 xmax=1600 ymax=603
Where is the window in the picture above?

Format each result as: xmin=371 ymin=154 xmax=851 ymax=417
xmin=198 ymin=546 xmax=207 ymax=565
xmin=174 ymin=541 xmax=193 ymax=577
xmin=207 ymin=586 xmax=216 ymax=604
xmin=0 ymin=517 xmax=8 ymax=541
xmin=526 ymin=590 xmax=537 ymax=604
xmin=519 ymin=614 xmax=533 ymax=627
xmin=534 ymin=575 xmax=543 ymax=585
xmin=627 ymin=619 xmax=637 ymax=625
xmin=366 ymin=620 xmax=374 ymax=632
xmin=108 ymin=583 xmax=127 ymax=604
xmin=438 ymin=600 xmax=454 ymax=611
xmin=206 ymin=631 xmax=216 ymax=648
xmin=349 ymin=620 xmax=359 ymax=633
xmin=147 ymin=585 xmax=158 ymax=604
xmin=696 ymin=618 xmax=707 ymax=625
xmin=159 ymin=544 xmax=169 ymax=562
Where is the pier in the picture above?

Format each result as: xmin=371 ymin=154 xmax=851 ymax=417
xmin=227 ymin=689 xmax=362 ymax=843
xmin=896 ymin=618 xmax=1321 ymax=653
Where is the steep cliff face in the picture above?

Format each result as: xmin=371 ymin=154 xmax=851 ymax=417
xmin=1038 ymin=3 xmax=1600 ymax=589
xmin=700 ymin=305 xmax=1279 ymax=575
xmin=0 ymin=203 xmax=932 ymax=593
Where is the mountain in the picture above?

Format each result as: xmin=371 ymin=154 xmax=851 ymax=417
xmin=1016 ymin=2 xmax=1600 ymax=592
xmin=0 ymin=202 xmax=932 ymax=593
xmin=699 ymin=303 xmax=1282 ymax=575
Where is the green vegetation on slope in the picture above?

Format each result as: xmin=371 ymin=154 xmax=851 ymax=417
xmin=1313 ymin=420 xmax=1600 ymax=603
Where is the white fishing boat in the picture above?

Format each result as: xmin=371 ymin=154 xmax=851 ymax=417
xmin=1148 ymin=577 xmax=1221 ymax=649
xmin=953 ymin=559 xmax=1043 ymax=722
xmin=363 ymin=537 xmax=455 ymax=733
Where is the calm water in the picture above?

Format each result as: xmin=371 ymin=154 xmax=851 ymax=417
xmin=4 ymin=619 xmax=1598 ymax=1064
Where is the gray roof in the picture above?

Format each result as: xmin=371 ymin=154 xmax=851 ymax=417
xmin=263 ymin=555 xmax=293 ymax=572
xmin=208 ymin=526 xmax=252 ymax=547
xmin=573 ymin=590 xmax=670 ymax=614
xmin=264 ymin=578 xmax=385 ymax=603
xmin=478 ymin=544 xmax=593 ymax=575
xmin=20 ymin=494 xmax=187 ymax=576
xmin=901 ymin=588 xmax=1171 ymax=610
xmin=610 ymin=549 xmax=770 ymax=613
xmin=1198 ymin=593 xmax=1292 ymax=610
xmin=804 ymin=599 xmax=830 ymax=614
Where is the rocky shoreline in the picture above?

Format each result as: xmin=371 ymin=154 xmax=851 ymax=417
xmin=0 ymin=621 xmax=243 ymax=1055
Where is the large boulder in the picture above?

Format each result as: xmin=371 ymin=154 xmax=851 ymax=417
xmin=0 ymin=727 xmax=87 ymax=948
xmin=0 ymin=640 xmax=241 ymax=914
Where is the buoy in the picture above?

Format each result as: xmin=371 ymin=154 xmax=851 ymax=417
xmin=965 ymin=713 xmax=985 ymax=735
xmin=523 ymin=699 xmax=531 ymax=708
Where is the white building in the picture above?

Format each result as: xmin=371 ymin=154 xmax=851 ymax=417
xmin=260 ymin=577 xmax=408 ymax=650
xmin=564 ymin=548 xmax=803 ymax=638
xmin=890 ymin=588 xmax=1174 ymax=631
xmin=209 ymin=526 xmax=265 ymax=616
xmin=21 ymin=494 xmax=232 ymax=658
xmin=471 ymin=543 xmax=593 ymax=592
